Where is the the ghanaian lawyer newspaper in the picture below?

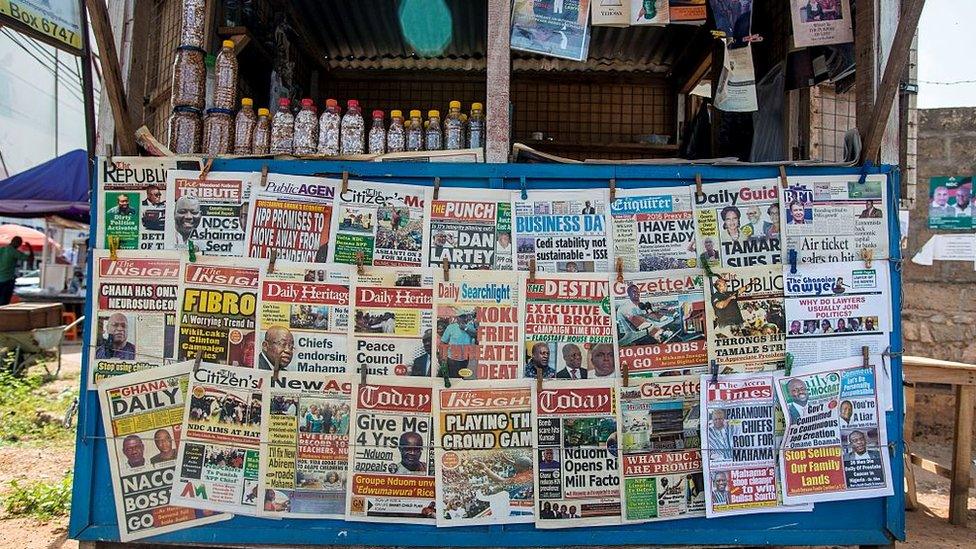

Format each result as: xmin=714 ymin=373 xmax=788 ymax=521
xmin=164 ymin=170 xmax=255 ymax=256
xmin=89 ymin=250 xmax=180 ymax=387
xmin=704 ymin=266 xmax=786 ymax=372
xmin=433 ymin=270 xmax=522 ymax=380
xmin=693 ymin=178 xmax=781 ymax=268
xmin=612 ymin=270 xmax=708 ymax=378
xmin=258 ymin=371 xmax=352 ymax=518
xmin=246 ymin=173 xmax=336 ymax=262
xmin=346 ymin=378 xmax=436 ymax=523
xmin=775 ymin=358 xmax=893 ymax=505
xmin=97 ymin=156 xmax=180 ymax=251
xmin=523 ymin=274 xmax=616 ymax=380
xmin=98 ymin=361 xmax=229 ymax=541
xmin=513 ymin=189 xmax=613 ymax=272
xmin=169 ymin=363 xmax=269 ymax=515
xmin=434 ymin=380 xmax=534 ymax=526
xmin=781 ymin=174 xmax=889 ymax=264
xmin=611 ymin=186 xmax=698 ymax=272
xmin=425 ymin=188 xmax=514 ymax=270
xmin=618 ymin=375 xmax=704 ymax=523
xmin=533 ymin=381 xmax=621 ymax=528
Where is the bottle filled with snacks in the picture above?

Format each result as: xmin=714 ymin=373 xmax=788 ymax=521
xmin=293 ymin=98 xmax=320 ymax=155
xmin=368 ymin=110 xmax=386 ymax=155
xmin=340 ymin=99 xmax=365 ymax=155
xmin=270 ymin=97 xmax=295 ymax=155
xmin=406 ymin=109 xmax=424 ymax=151
xmin=233 ymin=98 xmax=257 ymax=155
xmin=387 ymin=109 xmax=406 ymax=153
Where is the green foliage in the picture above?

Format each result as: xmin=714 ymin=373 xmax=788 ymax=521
xmin=0 ymin=370 xmax=76 ymax=445
xmin=3 ymin=473 xmax=73 ymax=521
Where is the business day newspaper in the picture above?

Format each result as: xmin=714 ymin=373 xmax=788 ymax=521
xmin=513 ymin=188 xmax=613 ymax=272
xmin=97 ymin=156 xmax=180 ymax=251
xmin=611 ymin=186 xmax=698 ymax=272
xmin=704 ymin=265 xmax=786 ymax=372
xmin=425 ymin=188 xmax=514 ymax=270
xmin=164 ymin=170 xmax=255 ymax=256
xmin=693 ymin=178 xmax=781 ymax=268
xmin=246 ymin=173 xmax=336 ymax=263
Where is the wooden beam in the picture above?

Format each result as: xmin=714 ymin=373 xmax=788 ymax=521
xmin=486 ymin=0 xmax=511 ymax=163
xmin=949 ymin=384 xmax=974 ymax=526
xmin=85 ymin=0 xmax=137 ymax=155
xmin=855 ymin=0 xmax=876 ymax=135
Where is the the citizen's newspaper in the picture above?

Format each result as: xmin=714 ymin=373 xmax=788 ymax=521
xmin=433 ymin=270 xmax=522 ymax=380
xmin=89 ymin=250 xmax=180 ymax=387
xmin=426 ymin=188 xmax=514 ymax=270
xmin=533 ymin=381 xmax=621 ymax=528
xmin=434 ymin=381 xmax=534 ymax=526
xmin=523 ymin=274 xmax=615 ymax=380
xmin=619 ymin=376 xmax=704 ymax=522
xmin=611 ymin=186 xmax=698 ymax=272
xmin=350 ymin=268 xmax=435 ymax=377
xmin=346 ymin=379 xmax=436 ymax=523
xmin=612 ymin=270 xmax=708 ymax=378
xmin=781 ymin=175 xmax=889 ymax=264
xmin=164 ymin=170 xmax=255 ymax=256
xmin=259 ymin=371 xmax=352 ymax=518
xmin=170 ymin=363 xmax=269 ymax=515
xmin=246 ymin=173 xmax=336 ymax=263
xmin=705 ymin=266 xmax=786 ymax=372
xmin=98 ymin=361 xmax=229 ymax=541
xmin=693 ymin=178 xmax=781 ymax=268
xmin=330 ymin=179 xmax=430 ymax=267
xmin=97 ymin=156 xmax=179 ymax=251
xmin=776 ymin=359 xmax=893 ymax=505
xmin=513 ymin=189 xmax=613 ymax=272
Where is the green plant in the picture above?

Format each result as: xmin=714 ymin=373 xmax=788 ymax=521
xmin=3 ymin=473 xmax=72 ymax=521
xmin=0 ymin=370 xmax=76 ymax=444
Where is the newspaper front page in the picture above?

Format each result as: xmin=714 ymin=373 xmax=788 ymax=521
xmin=788 ymin=0 xmax=854 ymax=48
xmin=693 ymin=178 xmax=781 ymax=268
xmin=246 ymin=173 xmax=336 ymax=262
xmin=705 ymin=266 xmax=786 ymax=372
xmin=426 ymin=188 xmax=514 ymax=270
xmin=97 ymin=156 xmax=179 ymax=251
xmin=611 ymin=186 xmax=698 ymax=272
xmin=513 ymin=189 xmax=613 ymax=272
xmin=164 ymin=170 xmax=255 ymax=256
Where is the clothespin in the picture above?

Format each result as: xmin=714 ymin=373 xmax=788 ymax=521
xmin=355 ymin=251 xmax=365 ymax=275
xmin=615 ymin=257 xmax=624 ymax=284
xmin=528 ymin=258 xmax=537 ymax=282
xmin=438 ymin=363 xmax=452 ymax=388
xmin=856 ymin=160 xmax=874 ymax=186
xmin=699 ymin=254 xmax=716 ymax=278
xmin=536 ymin=362 xmax=543 ymax=393
xmin=260 ymin=164 xmax=269 ymax=186
xmin=187 ymin=240 xmax=197 ymax=263
xmin=609 ymin=178 xmax=617 ymax=203
xmin=273 ymin=356 xmax=281 ymax=382
xmin=433 ymin=176 xmax=441 ymax=200
xmin=861 ymin=247 xmax=873 ymax=269
xmin=268 ymin=249 xmax=277 ymax=273
xmin=341 ymin=171 xmax=350 ymax=194
xmin=108 ymin=236 xmax=120 ymax=261
xmin=695 ymin=173 xmax=703 ymax=201
xmin=709 ymin=360 xmax=719 ymax=385
xmin=442 ymin=256 xmax=450 ymax=282
xmin=785 ymin=352 xmax=794 ymax=376
xmin=193 ymin=352 xmax=203 ymax=372
xmin=861 ymin=346 xmax=871 ymax=369
xmin=104 ymin=144 xmax=114 ymax=166
xmin=788 ymin=249 xmax=798 ymax=275
xmin=360 ymin=364 xmax=368 ymax=386
xmin=778 ymin=165 xmax=788 ymax=189
xmin=198 ymin=157 xmax=214 ymax=180
xmin=621 ymin=361 xmax=629 ymax=388
xmin=520 ymin=176 xmax=528 ymax=201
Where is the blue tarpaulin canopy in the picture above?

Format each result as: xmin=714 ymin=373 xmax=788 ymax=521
xmin=0 ymin=149 xmax=90 ymax=221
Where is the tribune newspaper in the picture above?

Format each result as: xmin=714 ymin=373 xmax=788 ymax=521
xmin=164 ymin=170 xmax=255 ymax=256
xmin=246 ymin=173 xmax=337 ymax=263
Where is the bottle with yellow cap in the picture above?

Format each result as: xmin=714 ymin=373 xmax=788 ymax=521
xmin=406 ymin=109 xmax=424 ymax=151
xmin=233 ymin=97 xmax=257 ymax=154
xmin=468 ymin=102 xmax=485 ymax=149
xmin=444 ymin=100 xmax=464 ymax=150
xmin=213 ymin=39 xmax=238 ymax=110
xmin=252 ymin=107 xmax=271 ymax=155
xmin=387 ymin=109 xmax=406 ymax=152
xmin=426 ymin=110 xmax=442 ymax=150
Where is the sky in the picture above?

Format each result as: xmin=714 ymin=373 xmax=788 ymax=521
xmin=917 ymin=0 xmax=976 ymax=109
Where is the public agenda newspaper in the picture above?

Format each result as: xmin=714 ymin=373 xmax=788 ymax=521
xmin=98 ymin=361 xmax=229 ymax=541
xmin=346 ymin=378 xmax=436 ymax=523
xmin=246 ymin=173 xmax=336 ymax=263
xmin=170 ymin=363 xmax=269 ymax=515
xmin=513 ymin=188 xmax=613 ymax=272
xmin=426 ymin=188 xmax=514 ymax=270
xmin=259 ymin=371 xmax=352 ymax=518
xmin=611 ymin=186 xmax=698 ymax=272
xmin=704 ymin=265 xmax=786 ymax=372
xmin=693 ymin=178 xmax=781 ymax=268
xmin=434 ymin=380 xmax=534 ymax=526
xmin=89 ymin=250 xmax=180 ymax=387
xmin=97 ymin=156 xmax=179 ymax=251
xmin=533 ymin=381 xmax=621 ymax=528
xmin=164 ymin=170 xmax=255 ymax=256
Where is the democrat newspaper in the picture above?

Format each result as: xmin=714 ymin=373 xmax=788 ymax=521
xmin=426 ymin=188 xmax=514 ymax=270
xmin=705 ymin=266 xmax=786 ymax=372
xmin=513 ymin=189 xmax=613 ymax=272
xmin=693 ymin=178 xmax=781 ymax=268
xmin=246 ymin=173 xmax=336 ymax=262
xmin=97 ymin=156 xmax=179 ymax=251
xmin=611 ymin=186 xmax=698 ymax=272
xmin=164 ymin=170 xmax=255 ymax=256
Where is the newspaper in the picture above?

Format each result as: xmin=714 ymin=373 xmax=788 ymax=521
xmin=426 ymin=188 xmax=514 ymax=270
xmin=433 ymin=270 xmax=523 ymax=380
xmin=611 ymin=186 xmax=698 ymax=272
xmin=704 ymin=266 xmax=786 ymax=373
xmin=533 ymin=381 xmax=621 ymax=527
xmin=169 ymin=362 xmax=270 ymax=515
xmin=346 ymin=378 xmax=436 ymax=523
xmin=618 ymin=375 xmax=704 ymax=522
xmin=510 ymin=0 xmax=591 ymax=62
xmin=434 ymin=380 xmax=534 ymax=526
xmin=246 ymin=173 xmax=337 ymax=262
xmin=258 ymin=371 xmax=352 ymax=518
xmin=89 ymin=250 xmax=181 ymax=387
xmin=693 ymin=178 xmax=781 ymax=268
xmin=781 ymin=175 xmax=889 ymax=264
xmin=612 ymin=270 xmax=708 ymax=378
xmin=513 ymin=189 xmax=613 ymax=272
xmin=98 ymin=361 xmax=229 ymax=541
xmin=164 ymin=170 xmax=255 ymax=256
xmin=97 ymin=156 xmax=179 ymax=251
xmin=714 ymin=43 xmax=758 ymax=112
xmin=789 ymin=0 xmax=854 ymax=48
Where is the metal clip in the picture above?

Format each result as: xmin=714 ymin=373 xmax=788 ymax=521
xmin=341 ymin=171 xmax=350 ymax=194
xmin=616 ymin=257 xmax=624 ymax=284
xmin=355 ymin=251 xmax=366 ymax=276
xmin=198 ymin=157 xmax=214 ymax=180
xmin=442 ymin=256 xmax=450 ymax=282
xmin=108 ymin=236 xmax=120 ymax=261
xmin=778 ymin=165 xmax=788 ymax=189
xmin=788 ymin=249 xmax=798 ymax=275
xmin=861 ymin=346 xmax=870 ymax=369
xmin=268 ymin=249 xmax=277 ymax=274
xmin=433 ymin=176 xmax=441 ymax=200
xmin=260 ymin=164 xmax=269 ymax=186
xmin=520 ymin=176 xmax=528 ymax=201
xmin=609 ymin=178 xmax=617 ymax=203
xmin=528 ymin=258 xmax=537 ymax=282
xmin=785 ymin=352 xmax=794 ymax=377
xmin=695 ymin=173 xmax=703 ymax=201
xmin=187 ymin=240 xmax=197 ymax=263
xmin=861 ymin=247 xmax=873 ymax=269
xmin=193 ymin=352 xmax=203 ymax=372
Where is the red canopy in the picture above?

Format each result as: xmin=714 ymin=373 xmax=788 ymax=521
xmin=0 ymin=224 xmax=61 ymax=252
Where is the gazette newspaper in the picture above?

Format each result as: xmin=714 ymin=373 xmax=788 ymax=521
xmin=513 ymin=188 xmax=613 ymax=272
xmin=426 ymin=188 xmax=514 ymax=270
xmin=693 ymin=178 xmax=781 ymax=268
xmin=97 ymin=156 xmax=179 ymax=251
xmin=164 ymin=170 xmax=255 ymax=256
xmin=246 ymin=173 xmax=336 ymax=262
xmin=704 ymin=265 xmax=786 ymax=372
xmin=611 ymin=186 xmax=698 ymax=272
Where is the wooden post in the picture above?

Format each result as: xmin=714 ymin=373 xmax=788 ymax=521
xmin=902 ymin=382 xmax=918 ymax=510
xmin=486 ymin=0 xmax=511 ymax=163
xmin=949 ymin=384 xmax=974 ymax=526
xmin=86 ymin=0 xmax=138 ymax=155
xmin=855 ymin=0 xmax=877 ymax=137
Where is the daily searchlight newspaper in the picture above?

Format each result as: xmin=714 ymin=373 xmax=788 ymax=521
xmin=513 ymin=189 xmax=613 ymax=273
xmin=97 ymin=156 xmax=179 ymax=251
xmin=611 ymin=186 xmax=698 ymax=272
xmin=164 ymin=170 xmax=255 ymax=256
xmin=246 ymin=173 xmax=336 ymax=263
xmin=693 ymin=178 xmax=781 ymax=268
xmin=426 ymin=188 xmax=514 ymax=270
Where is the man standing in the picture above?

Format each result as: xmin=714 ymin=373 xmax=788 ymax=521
xmin=440 ymin=313 xmax=477 ymax=377
xmin=555 ymin=343 xmax=587 ymax=379
xmin=707 ymin=408 xmax=736 ymax=461
xmin=0 ymin=237 xmax=33 ymax=305
xmin=710 ymin=275 xmax=743 ymax=329
xmin=95 ymin=313 xmax=137 ymax=359
xmin=524 ymin=342 xmax=555 ymax=379
xmin=258 ymin=326 xmax=294 ymax=371
xmin=858 ymin=200 xmax=883 ymax=219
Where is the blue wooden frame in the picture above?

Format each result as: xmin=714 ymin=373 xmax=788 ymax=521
xmin=70 ymin=160 xmax=905 ymax=546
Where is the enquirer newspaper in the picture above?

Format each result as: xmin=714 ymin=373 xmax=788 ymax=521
xmin=513 ymin=188 xmax=613 ymax=272
xmin=434 ymin=381 xmax=534 ymax=526
xmin=705 ymin=266 xmax=786 ymax=372
xmin=97 ymin=156 xmax=179 ymax=251
xmin=246 ymin=173 xmax=336 ymax=262
xmin=693 ymin=178 xmax=781 ymax=268
xmin=164 ymin=170 xmax=255 ymax=256
xmin=426 ymin=188 xmax=514 ymax=270
xmin=533 ymin=381 xmax=621 ymax=528
xmin=611 ymin=186 xmax=698 ymax=272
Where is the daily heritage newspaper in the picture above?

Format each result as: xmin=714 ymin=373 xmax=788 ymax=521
xmin=246 ymin=173 xmax=337 ymax=263
xmin=425 ymin=187 xmax=514 ymax=270
xmin=513 ymin=188 xmax=613 ymax=272
xmin=164 ymin=170 xmax=255 ymax=256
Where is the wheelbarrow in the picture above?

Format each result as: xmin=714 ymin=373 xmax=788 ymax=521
xmin=0 ymin=315 xmax=85 ymax=377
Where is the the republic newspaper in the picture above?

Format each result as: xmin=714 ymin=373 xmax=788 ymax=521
xmin=704 ymin=265 xmax=786 ymax=372
xmin=97 ymin=156 xmax=179 ymax=251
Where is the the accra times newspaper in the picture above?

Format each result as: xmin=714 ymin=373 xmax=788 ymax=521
xmin=170 ymin=363 xmax=269 ymax=515
xmin=618 ymin=375 xmax=704 ymax=522
xmin=89 ymin=250 xmax=180 ymax=387
xmin=246 ymin=173 xmax=336 ymax=262
xmin=693 ymin=178 xmax=781 ymax=268
xmin=775 ymin=358 xmax=893 ymax=505
xmin=98 ymin=361 xmax=229 ymax=541
xmin=781 ymin=174 xmax=889 ymax=264
xmin=513 ymin=189 xmax=613 ymax=272
xmin=259 ymin=371 xmax=352 ymax=518
xmin=533 ymin=381 xmax=621 ymax=527
xmin=164 ymin=170 xmax=255 ymax=256
xmin=97 ymin=156 xmax=179 ymax=251
xmin=426 ymin=188 xmax=514 ymax=270
xmin=612 ymin=269 xmax=708 ymax=378
xmin=434 ymin=380 xmax=534 ymax=526
xmin=611 ymin=186 xmax=698 ymax=272
xmin=523 ymin=274 xmax=615 ymax=380
xmin=704 ymin=265 xmax=786 ymax=372
xmin=433 ymin=270 xmax=522 ymax=380
xmin=346 ymin=378 xmax=436 ymax=523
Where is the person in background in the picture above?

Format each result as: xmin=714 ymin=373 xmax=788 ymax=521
xmin=67 ymin=270 xmax=85 ymax=294
xmin=0 ymin=237 xmax=33 ymax=305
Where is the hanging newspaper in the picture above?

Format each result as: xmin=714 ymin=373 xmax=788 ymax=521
xmin=611 ymin=186 xmax=698 ymax=272
xmin=693 ymin=178 xmax=781 ymax=268
xmin=246 ymin=173 xmax=337 ymax=262
xmin=170 ymin=362 xmax=269 ymax=515
xmin=513 ymin=188 xmax=613 ymax=273
xmin=257 ymin=262 xmax=351 ymax=374
xmin=775 ymin=358 xmax=893 ymax=505
xmin=714 ymin=43 xmax=758 ymax=112
xmin=618 ymin=375 xmax=704 ymax=522
xmin=523 ymin=274 xmax=615 ymax=380
xmin=98 ymin=361 xmax=229 ymax=541
xmin=330 ymin=178 xmax=430 ymax=267
xmin=346 ymin=378 xmax=435 ymax=523
xmin=434 ymin=380 xmax=534 ymax=526
xmin=97 ymin=156 xmax=180 ymax=251
xmin=704 ymin=266 xmax=786 ymax=373
xmin=630 ymin=0 xmax=669 ymax=25
xmin=89 ymin=250 xmax=180 ymax=387
xmin=533 ymin=381 xmax=621 ymax=527
xmin=426 ymin=188 xmax=514 ymax=270
xmin=789 ymin=0 xmax=854 ymax=48
xmin=612 ymin=270 xmax=708 ymax=378
xmin=164 ymin=170 xmax=255 ymax=256
xmin=510 ymin=0 xmax=591 ymax=62
xmin=433 ymin=270 xmax=523 ymax=380
xmin=259 ymin=371 xmax=352 ymax=518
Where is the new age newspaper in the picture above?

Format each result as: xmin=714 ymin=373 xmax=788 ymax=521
xmin=164 ymin=170 xmax=255 ymax=256
xmin=246 ymin=173 xmax=336 ymax=262
xmin=426 ymin=188 xmax=513 ymax=270
xmin=611 ymin=186 xmax=698 ymax=272
xmin=513 ymin=189 xmax=613 ymax=272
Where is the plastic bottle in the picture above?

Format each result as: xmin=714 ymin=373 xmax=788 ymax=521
xmin=213 ymin=40 xmax=238 ymax=110
xmin=425 ymin=110 xmax=442 ymax=150
xmin=172 ymin=46 xmax=206 ymax=109
xmin=444 ymin=101 xmax=464 ymax=150
xmin=293 ymin=98 xmax=319 ymax=155
xmin=406 ymin=109 xmax=424 ymax=151
xmin=368 ymin=110 xmax=386 ymax=155
xmin=459 ymin=113 xmax=469 ymax=148
xmin=270 ymin=97 xmax=295 ymax=155
xmin=233 ymin=98 xmax=256 ymax=155
xmin=468 ymin=102 xmax=485 ymax=149
xmin=340 ymin=99 xmax=365 ymax=155
xmin=168 ymin=106 xmax=202 ymax=154
xmin=318 ymin=99 xmax=341 ymax=156
xmin=252 ymin=107 xmax=271 ymax=155
xmin=387 ymin=109 xmax=405 ymax=153
xmin=202 ymin=108 xmax=234 ymax=155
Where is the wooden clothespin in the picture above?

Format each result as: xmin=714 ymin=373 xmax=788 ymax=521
xmin=709 ymin=360 xmax=719 ymax=385
xmin=861 ymin=247 xmax=873 ymax=269
xmin=355 ymin=251 xmax=365 ymax=276
xmin=193 ymin=352 xmax=203 ymax=372
xmin=621 ymin=361 xmax=629 ymax=388
xmin=442 ymin=256 xmax=450 ymax=282
xmin=778 ymin=165 xmax=788 ymax=189
xmin=187 ymin=240 xmax=197 ymax=263
xmin=528 ymin=258 xmax=537 ymax=282
xmin=360 ymin=364 xmax=368 ymax=386
xmin=609 ymin=178 xmax=617 ymax=203
xmin=341 ymin=171 xmax=350 ymax=194
xmin=273 ymin=356 xmax=281 ymax=382
xmin=260 ymin=164 xmax=269 ymax=186
xmin=433 ymin=176 xmax=441 ymax=200
xmin=198 ymin=157 xmax=214 ymax=180
xmin=615 ymin=257 xmax=624 ymax=284
xmin=108 ymin=235 xmax=120 ymax=261
xmin=861 ymin=346 xmax=870 ymax=369
xmin=520 ymin=176 xmax=528 ymax=201
xmin=268 ymin=249 xmax=277 ymax=273
xmin=695 ymin=173 xmax=703 ymax=201
xmin=536 ymin=362 xmax=543 ymax=393
xmin=104 ymin=144 xmax=114 ymax=166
